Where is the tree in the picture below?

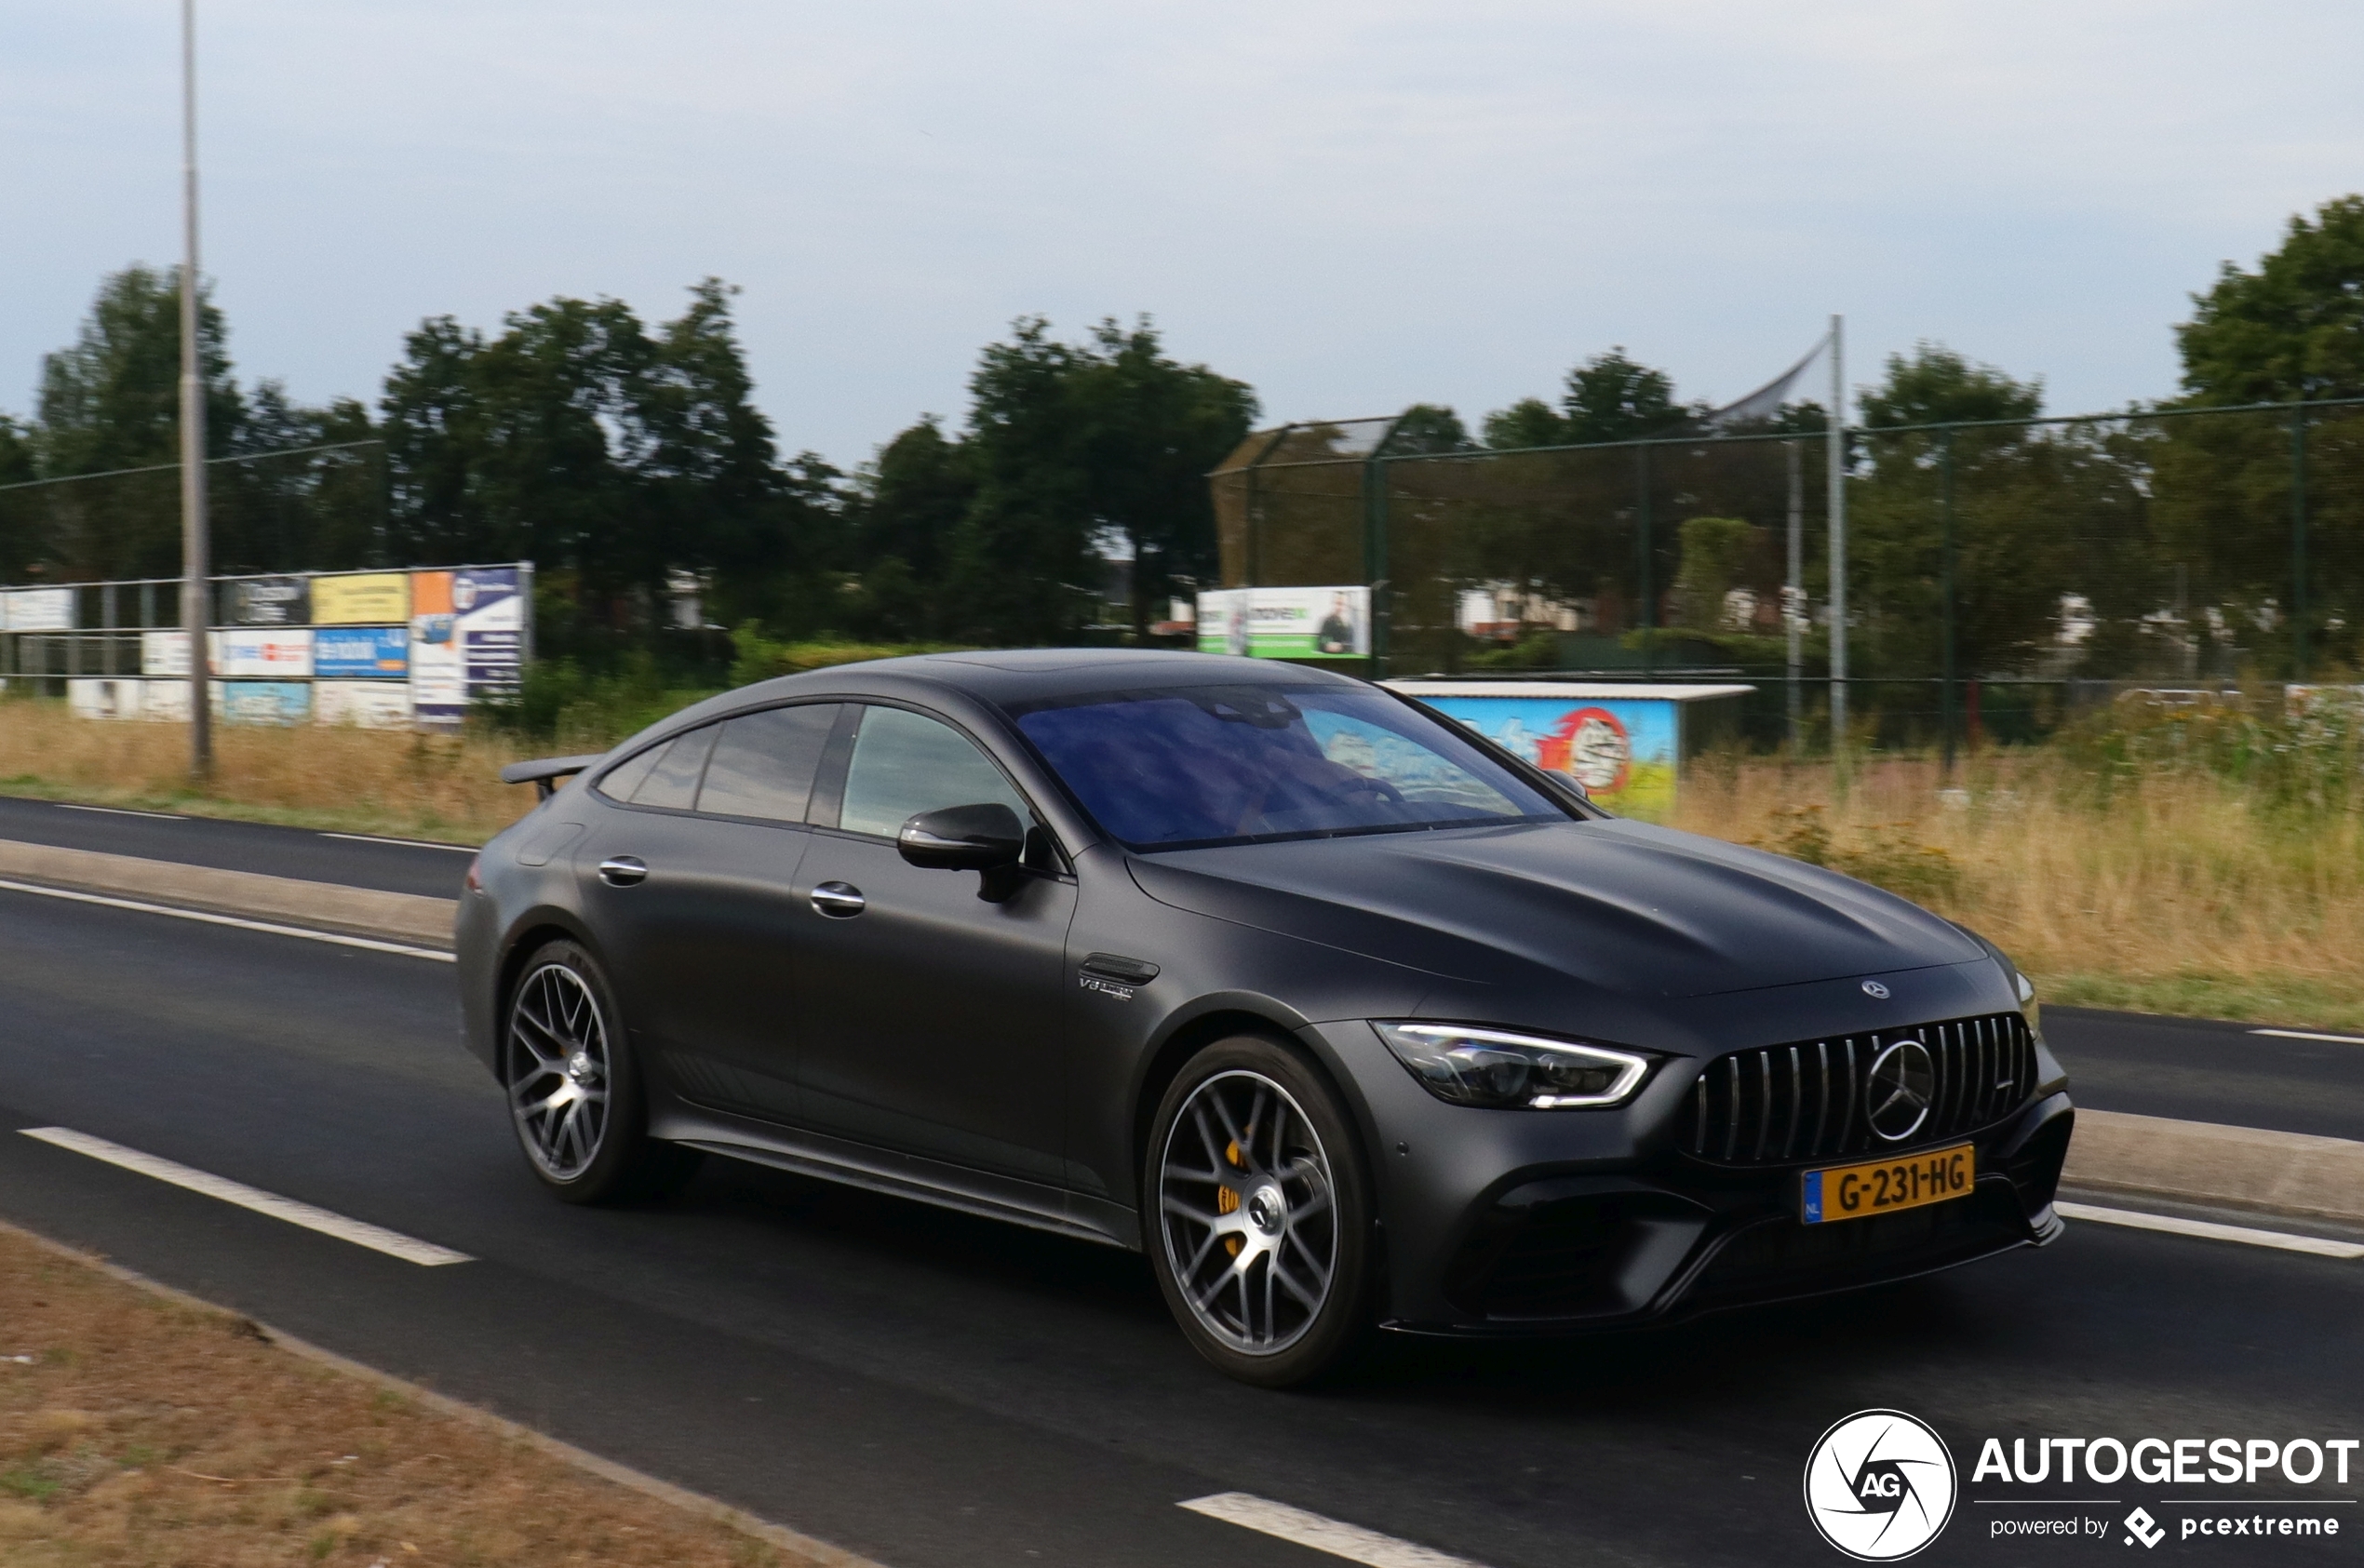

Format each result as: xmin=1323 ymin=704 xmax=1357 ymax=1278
xmin=379 ymin=279 xmax=832 ymax=651
xmin=1385 ymin=404 xmax=1473 ymax=454
xmin=1561 ymin=348 xmax=1687 ymax=444
xmin=1672 ymin=516 xmax=1757 ymax=630
xmin=842 ymin=417 xmax=974 ymax=638
xmin=15 ymin=265 xmax=251 ymax=580
xmin=1481 ymin=397 xmax=1564 ymax=450
xmin=2178 ymin=194 xmax=2364 ymax=405
xmin=1481 ymin=349 xmax=1689 ymax=450
xmin=34 ymin=264 xmax=244 ymax=480
xmin=0 ymin=417 xmax=35 ymax=580
xmin=1859 ymin=342 xmax=2043 ymax=429
xmin=1847 ymin=344 xmax=2084 ymax=679
xmin=946 ymin=316 xmax=1254 ymax=643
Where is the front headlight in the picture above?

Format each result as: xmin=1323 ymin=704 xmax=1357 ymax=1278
xmin=2014 ymin=970 xmax=2041 ymax=1039
xmin=1375 ymin=1022 xmax=1655 ymax=1109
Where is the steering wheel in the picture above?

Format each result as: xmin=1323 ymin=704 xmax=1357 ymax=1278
xmin=1336 ymin=774 xmax=1407 ymax=808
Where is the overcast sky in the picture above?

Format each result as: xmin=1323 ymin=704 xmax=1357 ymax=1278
xmin=6 ymin=1 xmax=2361 ymax=466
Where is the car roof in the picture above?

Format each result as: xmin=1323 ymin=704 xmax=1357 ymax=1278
xmin=732 ymin=648 xmax=1368 ymax=708
xmin=596 ymin=649 xmax=1374 ymax=765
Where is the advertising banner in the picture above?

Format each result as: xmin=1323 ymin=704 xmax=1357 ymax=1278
xmin=315 ymin=680 xmax=415 ymax=730
xmin=313 ymin=625 xmax=409 ymax=680
xmin=225 ymin=576 xmax=311 ymax=627
xmin=141 ymin=630 xmax=191 ymax=677
xmin=455 ymin=567 xmax=524 ymax=698
xmin=312 ymin=572 xmax=410 ymax=624
xmin=218 ymin=680 xmax=312 ymax=726
xmin=217 ymin=627 xmax=314 ymax=679
xmin=66 ymin=678 xmax=145 ymax=721
xmin=141 ymin=680 xmax=195 ymax=723
xmin=3 ymin=588 xmax=75 ymax=633
xmin=1196 ymin=586 xmax=1369 ymax=659
xmin=1389 ymin=684 xmax=1684 ymax=818
xmin=409 ymin=570 xmax=464 ymax=726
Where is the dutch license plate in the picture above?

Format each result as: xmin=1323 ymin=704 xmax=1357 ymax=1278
xmin=1801 ymin=1144 xmax=1975 ymax=1225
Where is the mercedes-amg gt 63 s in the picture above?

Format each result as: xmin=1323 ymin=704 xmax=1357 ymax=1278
xmin=458 ymin=650 xmax=2074 ymax=1386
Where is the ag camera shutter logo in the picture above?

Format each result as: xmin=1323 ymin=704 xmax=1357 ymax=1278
xmin=1805 ymin=1409 xmax=1957 ymax=1561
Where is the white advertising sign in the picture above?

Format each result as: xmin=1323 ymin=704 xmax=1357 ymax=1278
xmin=315 ymin=680 xmax=415 ymax=730
xmin=1196 ymin=586 xmax=1371 ymax=659
xmin=3 ymin=588 xmax=75 ymax=633
xmin=217 ymin=628 xmax=314 ymax=679
xmin=67 ymin=678 xmax=145 ymax=721
xmin=141 ymin=680 xmax=195 ymax=722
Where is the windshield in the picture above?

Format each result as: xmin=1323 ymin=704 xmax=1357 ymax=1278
xmin=1009 ymin=683 xmax=1566 ymax=851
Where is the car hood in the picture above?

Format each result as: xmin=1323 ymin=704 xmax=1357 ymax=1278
xmin=1126 ymin=817 xmax=1982 ymax=999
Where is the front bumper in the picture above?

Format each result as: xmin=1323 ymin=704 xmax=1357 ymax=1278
xmin=1305 ymin=1020 xmax=2074 ymax=1336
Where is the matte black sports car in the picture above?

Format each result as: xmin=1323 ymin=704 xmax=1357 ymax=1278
xmin=458 ymin=650 xmax=2073 ymax=1386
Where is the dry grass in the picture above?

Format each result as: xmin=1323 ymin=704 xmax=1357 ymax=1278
xmin=1673 ymin=752 xmax=2364 ymax=1031
xmin=0 ymin=1225 xmax=817 ymax=1567
xmin=0 ymin=702 xmax=537 ymax=844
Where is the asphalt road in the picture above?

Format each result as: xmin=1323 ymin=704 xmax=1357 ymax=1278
xmin=0 ymin=793 xmax=477 ymax=898
xmin=1 ymin=880 xmax=2359 ymax=1566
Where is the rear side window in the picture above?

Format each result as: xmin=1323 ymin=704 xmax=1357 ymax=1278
xmin=837 ymin=706 xmax=1028 ymax=838
xmin=629 ymin=726 xmax=719 ymax=811
xmin=697 ymin=704 xmax=839 ymax=824
xmin=595 ymin=745 xmax=663 ymax=803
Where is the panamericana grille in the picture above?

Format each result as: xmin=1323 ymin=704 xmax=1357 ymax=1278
xmin=1679 ymin=1012 xmax=2035 ymax=1165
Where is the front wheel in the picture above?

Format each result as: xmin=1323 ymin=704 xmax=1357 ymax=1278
xmin=1146 ymin=1037 xmax=1376 ymax=1387
xmin=503 ymin=940 xmax=700 ymax=1204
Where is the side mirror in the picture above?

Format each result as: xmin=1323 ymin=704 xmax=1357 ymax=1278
xmin=897 ymin=803 xmax=1027 ymax=872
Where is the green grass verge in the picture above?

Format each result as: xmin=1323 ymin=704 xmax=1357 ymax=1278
xmin=0 ymin=777 xmax=494 ymax=846
xmin=2038 ymin=969 xmax=2364 ymax=1034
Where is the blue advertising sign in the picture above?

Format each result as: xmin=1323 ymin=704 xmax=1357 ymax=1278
xmin=217 ymin=681 xmax=313 ymax=727
xmin=313 ymin=625 xmax=410 ymax=680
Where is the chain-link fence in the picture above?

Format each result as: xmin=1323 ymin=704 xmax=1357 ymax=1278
xmin=1210 ymin=400 xmax=2364 ymax=751
xmin=0 ymin=440 xmax=388 ymax=587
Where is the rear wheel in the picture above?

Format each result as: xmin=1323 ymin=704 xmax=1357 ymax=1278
xmin=1147 ymin=1036 xmax=1375 ymax=1387
xmin=503 ymin=940 xmax=700 ymax=1204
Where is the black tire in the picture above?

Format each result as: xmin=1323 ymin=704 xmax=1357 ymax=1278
xmin=501 ymin=940 xmax=702 ymax=1205
xmin=1145 ymin=1035 xmax=1376 ymax=1387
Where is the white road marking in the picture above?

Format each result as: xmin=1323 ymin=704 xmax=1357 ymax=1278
xmin=53 ymin=802 xmax=184 ymax=820
xmin=2250 ymin=1027 xmax=2364 ymax=1046
xmin=1180 ymin=1494 xmax=1489 ymax=1568
xmin=19 ymin=1127 xmax=472 ymax=1266
xmin=2056 ymin=1200 xmax=2364 ymax=1259
xmin=0 ymin=878 xmax=453 ymax=962
xmin=320 ymin=832 xmax=477 ymax=852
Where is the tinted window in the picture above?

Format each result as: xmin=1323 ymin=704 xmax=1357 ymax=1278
xmin=697 ymin=704 xmax=839 ymax=824
xmin=1012 ymin=684 xmax=1560 ymax=850
xmin=631 ymin=726 xmax=718 ymax=811
xmin=595 ymin=744 xmax=663 ymax=803
xmin=838 ymin=706 xmax=1028 ymax=838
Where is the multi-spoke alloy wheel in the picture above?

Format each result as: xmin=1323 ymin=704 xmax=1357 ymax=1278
xmin=1159 ymin=1068 xmax=1339 ymax=1357
xmin=506 ymin=959 xmax=612 ymax=1181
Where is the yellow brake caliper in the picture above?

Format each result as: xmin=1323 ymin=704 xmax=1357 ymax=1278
xmin=1216 ymin=1138 xmax=1246 ymax=1255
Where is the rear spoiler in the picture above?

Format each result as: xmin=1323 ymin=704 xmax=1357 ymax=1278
xmin=498 ymin=754 xmax=606 ymax=800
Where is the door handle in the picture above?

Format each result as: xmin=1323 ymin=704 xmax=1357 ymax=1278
xmin=810 ymin=880 xmax=866 ymax=918
xmin=597 ymin=855 xmax=648 ymax=888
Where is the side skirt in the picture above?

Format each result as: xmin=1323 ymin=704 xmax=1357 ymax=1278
xmin=655 ymin=1106 xmax=1142 ymax=1252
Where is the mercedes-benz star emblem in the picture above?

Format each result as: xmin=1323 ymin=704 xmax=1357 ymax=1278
xmin=1864 ymin=1039 xmax=1935 ymax=1142
xmin=1860 ymin=980 xmax=1891 ymax=999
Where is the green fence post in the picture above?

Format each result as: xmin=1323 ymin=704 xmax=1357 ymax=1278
xmin=2291 ymin=401 xmax=2309 ymax=682
xmin=1636 ymin=443 xmax=1654 ymax=677
xmin=1941 ymin=426 xmax=1956 ymax=774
